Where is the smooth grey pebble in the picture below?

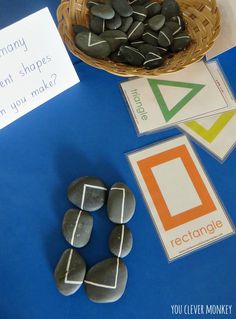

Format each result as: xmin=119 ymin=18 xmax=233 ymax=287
xmin=161 ymin=0 xmax=180 ymax=20
xmin=111 ymin=0 xmax=133 ymax=17
xmin=85 ymin=257 xmax=128 ymax=303
xmin=158 ymin=26 xmax=173 ymax=47
xmin=170 ymin=15 xmax=185 ymax=30
xmin=148 ymin=14 xmax=165 ymax=31
xmin=100 ymin=30 xmax=127 ymax=51
xmin=119 ymin=45 xmax=145 ymax=66
xmin=165 ymin=21 xmax=182 ymax=35
xmin=138 ymin=43 xmax=161 ymax=56
xmin=119 ymin=16 xmax=133 ymax=32
xmin=91 ymin=4 xmax=115 ymax=20
xmin=143 ymin=51 xmax=164 ymax=69
xmin=62 ymin=209 xmax=93 ymax=248
xmin=54 ymin=249 xmax=86 ymax=296
xmin=87 ymin=0 xmax=101 ymax=9
xmin=110 ymin=51 xmax=126 ymax=63
xmin=142 ymin=28 xmax=159 ymax=46
xmin=145 ymin=1 xmax=161 ymax=17
xmin=68 ymin=176 xmax=107 ymax=211
xmin=90 ymin=15 xmax=106 ymax=34
xmin=107 ymin=182 xmax=136 ymax=223
xmin=171 ymin=31 xmax=191 ymax=52
xmin=109 ymin=225 xmax=133 ymax=258
xmin=130 ymin=40 xmax=145 ymax=48
xmin=132 ymin=5 xmax=147 ymax=22
xmin=127 ymin=21 xmax=144 ymax=41
xmin=106 ymin=13 xmax=122 ymax=29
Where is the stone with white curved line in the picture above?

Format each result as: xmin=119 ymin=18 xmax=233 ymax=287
xmin=107 ymin=182 xmax=136 ymax=224
xmin=85 ymin=257 xmax=128 ymax=303
xmin=109 ymin=224 xmax=133 ymax=258
xmin=62 ymin=209 xmax=93 ymax=248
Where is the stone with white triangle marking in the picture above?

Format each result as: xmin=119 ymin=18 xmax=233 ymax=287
xmin=75 ymin=31 xmax=111 ymax=58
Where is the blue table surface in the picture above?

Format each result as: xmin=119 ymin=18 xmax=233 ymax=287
xmin=0 ymin=2 xmax=236 ymax=319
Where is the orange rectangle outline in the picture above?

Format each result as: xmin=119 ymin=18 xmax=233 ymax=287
xmin=137 ymin=145 xmax=217 ymax=231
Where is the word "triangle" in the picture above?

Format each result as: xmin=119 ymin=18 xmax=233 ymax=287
xmin=148 ymin=79 xmax=205 ymax=122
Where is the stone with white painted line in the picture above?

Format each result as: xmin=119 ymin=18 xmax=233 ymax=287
xmin=68 ymin=176 xmax=107 ymax=211
xmin=109 ymin=225 xmax=133 ymax=258
xmin=62 ymin=209 xmax=93 ymax=248
xmin=132 ymin=5 xmax=147 ymax=22
xmin=107 ymin=182 xmax=136 ymax=224
xmin=54 ymin=249 xmax=86 ymax=296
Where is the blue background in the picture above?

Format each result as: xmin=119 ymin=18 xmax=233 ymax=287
xmin=0 ymin=1 xmax=235 ymax=319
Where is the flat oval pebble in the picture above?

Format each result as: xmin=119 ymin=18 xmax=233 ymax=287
xmin=171 ymin=31 xmax=191 ymax=52
xmin=90 ymin=15 xmax=106 ymax=34
xmin=161 ymin=0 xmax=180 ymax=20
xmin=158 ymin=26 xmax=173 ymax=47
xmin=157 ymin=46 xmax=168 ymax=56
xmin=111 ymin=0 xmax=133 ymax=17
xmin=110 ymin=51 xmax=126 ymax=63
xmin=118 ymin=45 xmax=145 ymax=66
xmin=143 ymin=51 xmax=164 ymax=69
xmin=100 ymin=30 xmax=127 ymax=51
xmin=68 ymin=176 xmax=107 ymax=211
xmin=109 ymin=225 xmax=133 ymax=258
xmin=107 ymin=182 xmax=136 ymax=223
xmin=62 ymin=209 xmax=93 ymax=248
xmin=85 ymin=257 xmax=128 ymax=303
xmin=73 ymin=25 xmax=89 ymax=34
xmin=138 ymin=43 xmax=161 ymax=57
xmin=87 ymin=0 xmax=101 ymax=9
xmin=119 ymin=16 xmax=133 ymax=32
xmin=170 ymin=15 xmax=185 ymax=30
xmin=91 ymin=4 xmax=115 ymax=20
xmin=142 ymin=28 xmax=159 ymax=46
xmin=165 ymin=21 xmax=182 ymax=35
xmin=54 ymin=249 xmax=86 ymax=296
xmin=145 ymin=1 xmax=161 ymax=17
xmin=106 ymin=13 xmax=122 ymax=29
xmin=132 ymin=5 xmax=147 ymax=22
xmin=148 ymin=14 xmax=165 ymax=31
xmin=127 ymin=21 xmax=144 ymax=41
xmin=130 ymin=40 xmax=145 ymax=48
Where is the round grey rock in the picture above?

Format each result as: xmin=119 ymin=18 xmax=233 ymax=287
xmin=73 ymin=24 xmax=89 ymax=34
xmin=85 ymin=257 xmax=128 ymax=303
xmin=54 ymin=249 xmax=86 ymax=296
xmin=90 ymin=15 xmax=106 ymax=34
xmin=132 ymin=5 xmax=147 ymax=22
xmin=142 ymin=28 xmax=158 ymax=46
xmin=111 ymin=0 xmax=133 ymax=17
xmin=144 ymin=1 xmax=161 ymax=17
xmin=161 ymin=0 xmax=180 ymax=20
xmin=62 ymin=209 xmax=93 ymax=248
xmin=130 ymin=40 xmax=145 ymax=48
xmin=119 ymin=16 xmax=133 ymax=32
xmin=68 ymin=176 xmax=107 ymax=211
xmin=106 ymin=13 xmax=122 ymax=29
xmin=109 ymin=225 xmax=133 ymax=258
xmin=118 ymin=45 xmax=145 ymax=66
xmin=158 ymin=26 xmax=173 ymax=47
xmin=148 ymin=14 xmax=165 ymax=31
xmin=100 ymin=30 xmax=127 ymax=51
xmin=171 ymin=31 xmax=191 ymax=52
xmin=143 ymin=51 xmax=164 ymax=69
xmin=165 ymin=21 xmax=182 ymax=35
xmin=170 ymin=15 xmax=185 ymax=30
xmin=91 ymin=4 xmax=115 ymax=20
xmin=107 ymin=182 xmax=136 ymax=224
xmin=127 ymin=21 xmax=144 ymax=41
xmin=138 ymin=43 xmax=161 ymax=57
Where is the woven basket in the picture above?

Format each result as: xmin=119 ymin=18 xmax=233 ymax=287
xmin=57 ymin=0 xmax=220 ymax=77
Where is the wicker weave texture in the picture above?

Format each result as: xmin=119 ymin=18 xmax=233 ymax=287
xmin=57 ymin=0 xmax=220 ymax=77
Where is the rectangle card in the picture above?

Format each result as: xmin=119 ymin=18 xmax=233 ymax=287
xmin=127 ymin=135 xmax=235 ymax=261
xmin=121 ymin=62 xmax=228 ymax=135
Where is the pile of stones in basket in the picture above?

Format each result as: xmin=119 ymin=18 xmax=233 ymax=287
xmin=74 ymin=0 xmax=191 ymax=69
xmin=54 ymin=176 xmax=136 ymax=303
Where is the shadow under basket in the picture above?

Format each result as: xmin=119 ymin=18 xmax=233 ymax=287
xmin=57 ymin=0 xmax=221 ymax=77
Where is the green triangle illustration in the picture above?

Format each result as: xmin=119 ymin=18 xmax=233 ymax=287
xmin=148 ymin=79 xmax=205 ymax=122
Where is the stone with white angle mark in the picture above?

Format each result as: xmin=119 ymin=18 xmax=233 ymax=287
xmin=68 ymin=176 xmax=107 ymax=211
xmin=107 ymin=182 xmax=136 ymax=223
xmin=143 ymin=51 xmax=164 ymax=69
xmin=109 ymin=224 xmax=133 ymax=258
xmin=54 ymin=249 xmax=86 ymax=296
xmin=142 ymin=28 xmax=159 ymax=46
xmin=84 ymin=257 xmax=128 ymax=303
xmin=89 ymin=15 xmax=106 ymax=34
xmin=132 ymin=5 xmax=148 ymax=22
xmin=158 ymin=26 xmax=173 ymax=47
xmin=62 ymin=209 xmax=93 ymax=248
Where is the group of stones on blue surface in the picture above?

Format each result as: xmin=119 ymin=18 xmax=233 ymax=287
xmin=54 ymin=176 xmax=136 ymax=303
xmin=74 ymin=0 xmax=191 ymax=69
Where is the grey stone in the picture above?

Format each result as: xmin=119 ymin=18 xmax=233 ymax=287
xmin=118 ymin=45 xmax=145 ymax=66
xmin=165 ymin=21 xmax=182 ymax=35
xmin=111 ymin=0 xmax=133 ymax=17
xmin=171 ymin=31 xmax=191 ymax=52
xmin=148 ymin=14 xmax=165 ymax=31
xmin=156 ymin=46 xmax=168 ymax=56
xmin=62 ymin=209 xmax=93 ymax=248
xmin=100 ymin=30 xmax=127 ymax=52
xmin=142 ymin=28 xmax=158 ymax=46
xmin=130 ymin=40 xmax=145 ymax=48
xmin=73 ymin=25 xmax=89 ymax=34
xmin=109 ymin=225 xmax=133 ymax=258
xmin=138 ymin=43 xmax=161 ymax=56
xmin=161 ymin=0 xmax=180 ymax=20
xmin=110 ymin=51 xmax=126 ymax=63
xmin=129 ymin=0 xmax=147 ymax=4
xmin=85 ymin=257 xmax=128 ymax=303
xmin=107 ymin=182 xmax=136 ymax=223
xmin=106 ymin=13 xmax=122 ymax=29
xmin=54 ymin=249 xmax=86 ymax=296
xmin=87 ymin=0 xmax=101 ymax=9
xmin=90 ymin=15 xmax=106 ymax=34
xmin=119 ymin=16 xmax=133 ymax=32
xmin=68 ymin=176 xmax=107 ymax=211
xmin=132 ymin=5 xmax=147 ymax=22
xmin=127 ymin=21 xmax=144 ymax=41
xmin=91 ymin=4 xmax=115 ymax=20
xmin=158 ymin=26 xmax=173 ymax=47
xmin=144 ymin=1 xmax=161 ymax=17
xmin=143 ymin=51 xmax=164 ymax=69
xmin=169 ymin=15 xmax=185 ymax=30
